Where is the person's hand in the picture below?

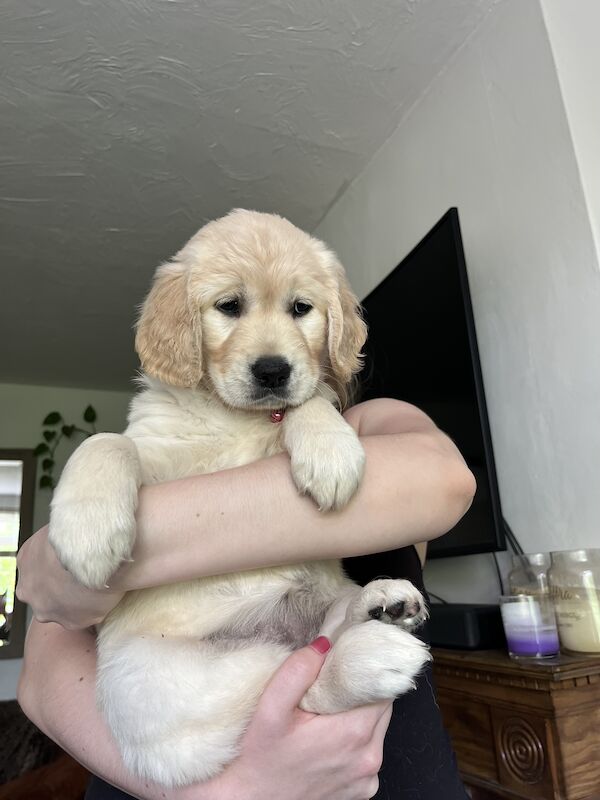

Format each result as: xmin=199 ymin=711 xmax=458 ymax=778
xmin=16 ymin=526 xmax=124 ymax=629
xmin=180 ymin=638 xmax=391 ymax=800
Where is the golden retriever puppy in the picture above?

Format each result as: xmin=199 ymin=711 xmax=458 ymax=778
xmin=49 ymin=210 xmax=429 ymax=787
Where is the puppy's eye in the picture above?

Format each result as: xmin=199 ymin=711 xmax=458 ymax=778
xmin=216 ymin=299 xmax=241 ymax=317
xmin=292 ymin=300 xmax=313 ymax=318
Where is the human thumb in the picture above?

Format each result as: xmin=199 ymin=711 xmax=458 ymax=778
xmin=258 ymin=636 xmax=331 ymax=719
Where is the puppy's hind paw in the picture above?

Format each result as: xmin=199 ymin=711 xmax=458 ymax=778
xmin=349 ymin=579 xmax=428 ymax=631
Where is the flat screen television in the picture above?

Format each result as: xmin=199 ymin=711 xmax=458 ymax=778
xmin=359 ymin=208 xmax=505 ymax=558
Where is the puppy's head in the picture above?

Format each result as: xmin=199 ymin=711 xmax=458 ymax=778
xmin=135 ymin=209 xmax=367 ymax=409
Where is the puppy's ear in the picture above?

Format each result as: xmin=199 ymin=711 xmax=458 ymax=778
xmin=327 ymin=261 xmax=368 ymax=388
xmin=135 ymin=262 xmax=202 ymax=387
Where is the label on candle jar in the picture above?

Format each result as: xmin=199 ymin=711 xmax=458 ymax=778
xmin=509 ymin=586 xmax=547 ymax=597
xmin=552 ymin=589 xmax=600 ymax=653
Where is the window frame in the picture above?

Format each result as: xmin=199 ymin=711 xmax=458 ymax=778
xmin=0 ymin=449 xmax=36 ymax=660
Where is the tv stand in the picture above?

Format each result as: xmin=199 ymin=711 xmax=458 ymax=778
xmin=432 ymin=648 xmax=600 ymax=799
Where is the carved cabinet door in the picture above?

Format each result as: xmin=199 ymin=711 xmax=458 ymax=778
xmin=491 ymin=708 xmax=559 ymax=799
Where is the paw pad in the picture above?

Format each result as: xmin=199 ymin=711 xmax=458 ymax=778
xmin=368 ymin=600 xmax=423 ymax=626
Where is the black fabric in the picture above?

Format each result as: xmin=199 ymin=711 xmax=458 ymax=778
xmin=86 ymin=780 xmax=134 ymax=800
xmin=86 ymin=546 xmax=467 ymax=800
xmin=345 ymin=547 xmax=468 ymax=800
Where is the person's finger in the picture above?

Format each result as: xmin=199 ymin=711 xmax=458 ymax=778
xmin=256 ymin=636 xmax=331 ymax=722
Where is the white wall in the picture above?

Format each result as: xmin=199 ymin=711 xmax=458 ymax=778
xmin=541 ymin=0 xmax=600 ymax=261
xmin=4 ymin=0 xmax=598 ymax=697
xmin=315 ymin=0 xmax=600 ymax=603
xmin=0 ymin=382 xmax=131 ymax=699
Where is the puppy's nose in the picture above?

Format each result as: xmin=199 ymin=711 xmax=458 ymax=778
xmin=251 ymin=356 xmax=291 ymax=389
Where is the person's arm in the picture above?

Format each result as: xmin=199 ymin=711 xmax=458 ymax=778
xmin=122 ymin=398 xmax=474 ymax=588
xmin=17 ymin=398 xmax=471 ymax=797
xmin=17 ymin=398 xmax=475 ymax=627
xmin=18 ymin=621 xmax=390 ymax=800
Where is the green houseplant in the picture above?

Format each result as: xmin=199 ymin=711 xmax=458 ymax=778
xmin=34 ymin=406 xmax=98 ymax=490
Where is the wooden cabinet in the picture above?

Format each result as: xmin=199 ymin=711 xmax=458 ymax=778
xmin=432 ymin=648 xmax=600 ymax=800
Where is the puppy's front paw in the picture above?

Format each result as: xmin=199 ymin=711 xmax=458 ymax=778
xmin=284 ymin=397 xmax=365 ymax=512
xmin=50 ymin=498 xmax=137 ymax=589
xmin=48 ymin=434 xmax=141 ymax=589
xmin=289 ymin=428 xmax=365 ymax=511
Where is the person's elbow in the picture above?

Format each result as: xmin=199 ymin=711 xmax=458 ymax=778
xmin=445 ymin=456 xmax=477 ymax=526
xmin=424 ymin=433 xmax=477 ymax=541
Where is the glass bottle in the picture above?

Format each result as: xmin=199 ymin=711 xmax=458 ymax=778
xmin=548 ymin=549 xmax=600 ymax=654
xmin=508 ymin=553 xmax=551 ymax=597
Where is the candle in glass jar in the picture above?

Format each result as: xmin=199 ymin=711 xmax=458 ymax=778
xmin=551 ymin=585 xmax=600 ymax=653
xmin=499 ymin=595 xmax=559 ymax=659
xmin=549 ymin=550 xmax=600 ymax=654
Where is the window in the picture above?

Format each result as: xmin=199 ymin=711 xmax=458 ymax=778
xmin=0 ymin=452 xmax=35 ymax=658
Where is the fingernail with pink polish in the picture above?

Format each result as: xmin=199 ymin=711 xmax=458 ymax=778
xmin=309 ymin=636 xmax=331 ymax=654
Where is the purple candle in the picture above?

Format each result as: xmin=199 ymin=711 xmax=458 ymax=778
xmin=500 ymin=595 xmax=559 ymax=659
xmin=505 ymin=627 xmax=560 ymax=657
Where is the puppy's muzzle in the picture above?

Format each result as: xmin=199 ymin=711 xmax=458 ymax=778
xmin=251 ymin=356 xmax=292 ymax=390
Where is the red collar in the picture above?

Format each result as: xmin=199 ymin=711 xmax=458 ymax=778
xmin=270 ymin=409 xmax=285 ymax=423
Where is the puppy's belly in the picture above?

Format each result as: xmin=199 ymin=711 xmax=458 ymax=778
xmin=207 ymin=588 xmax=328 ymax=649
xmin=100 ymin=561 xmax=348 ymax=647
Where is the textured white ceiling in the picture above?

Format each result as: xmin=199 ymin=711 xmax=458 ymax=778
xmin=1 ymin=0 xmax=496 ymax=390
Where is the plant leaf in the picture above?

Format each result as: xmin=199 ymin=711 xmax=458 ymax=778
xmin=43 ymin=430 xmax=56 ymax=442
xmin=62 ymin=424 xmax=75 ymax=437
xmin=39 ymin=475 xmax=53 ymax=489
xmin=43 ymin=412 xmax=62 ymax=425
xmin=34 ymin=443 xmax=49 ymax=456
xmin=42 ymin=458 xmax=54 ymax=470
xmin=83 ymin=405 xmax=97 ymax=423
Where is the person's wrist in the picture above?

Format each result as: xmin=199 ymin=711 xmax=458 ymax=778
xmin=209 ymin=763 xmax=261 ymax=800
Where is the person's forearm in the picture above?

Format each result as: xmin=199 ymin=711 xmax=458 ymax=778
xmin=114 ymin=400 xmax=475 ymax=592
xmin=17 ymin=622 xmax=196 ymax=800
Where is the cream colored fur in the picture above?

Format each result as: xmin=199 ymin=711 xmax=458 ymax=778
xmin=49 ymin=210 xmax=430 ymax=787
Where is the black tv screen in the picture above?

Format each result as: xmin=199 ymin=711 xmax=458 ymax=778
xmin=359 ymin=208 xmax=505 ymax=558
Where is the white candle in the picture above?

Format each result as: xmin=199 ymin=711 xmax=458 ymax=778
xmin=501 ymin=598 xmax=542 ymax=628
xmin=554 ymin=583 xmax=600 ymax=653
